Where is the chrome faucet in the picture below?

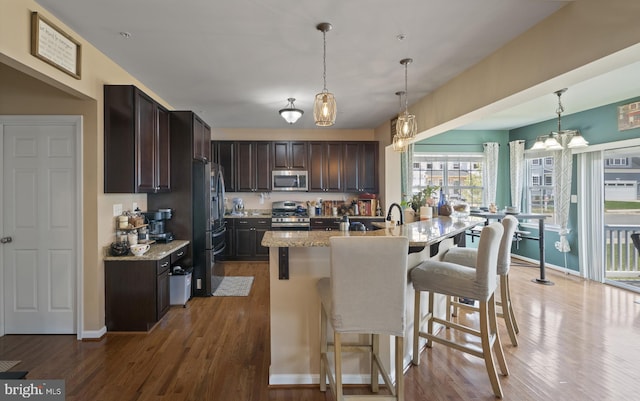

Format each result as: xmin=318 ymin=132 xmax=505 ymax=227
xmin=386 ymin=203 xmax=404 ymax=225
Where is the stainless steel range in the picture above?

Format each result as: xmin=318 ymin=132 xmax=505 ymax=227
xmin=271 ymin=200 xmax=310 ymax=231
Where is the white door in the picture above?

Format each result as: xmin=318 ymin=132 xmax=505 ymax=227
xmin=1 ymin=116 xmax=80 ymax=334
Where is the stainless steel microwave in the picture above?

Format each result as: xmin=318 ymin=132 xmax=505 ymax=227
xmin=272 ymin=170 xmax=308 ymax=191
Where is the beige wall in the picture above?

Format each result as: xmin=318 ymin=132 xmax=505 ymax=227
xmin=406 ymin=0 xmax=640 ymax=140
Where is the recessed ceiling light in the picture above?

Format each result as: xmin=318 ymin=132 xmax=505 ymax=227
xmin=119 ymin=32 xmax=132 ymax=39
xmin=397 ymin=34 xmax=406 ymax=41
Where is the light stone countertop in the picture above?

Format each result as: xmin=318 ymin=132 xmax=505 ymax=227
xmin=261 ymin=216 xmax=485 ymax=248
xmin=104 ymin=240 xmax=190 ymax=261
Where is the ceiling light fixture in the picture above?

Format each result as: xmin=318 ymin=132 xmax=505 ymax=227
xmin=530 ymin=88 xmax=589 ymax=150
xmin=313 ymin=22 xmax=337 ymax=127
xmin=279 ymin=98 xmax=304 ymax=124
xmin=396 ymin=58 xmax=417 ymax=140
xmin=392 ymin=91 xmax=408 ymax=153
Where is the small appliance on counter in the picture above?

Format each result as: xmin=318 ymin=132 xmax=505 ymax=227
xmin=231 ymin=197 xmax=244 ymax=215
xmin=143 ymin=208 xmax=174 ymax=242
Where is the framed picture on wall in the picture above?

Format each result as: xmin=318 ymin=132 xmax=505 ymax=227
xmin=618 ymin=101 xmax=640 ymax=131
xmin=31 ymin=12 xmax=82 ymax=79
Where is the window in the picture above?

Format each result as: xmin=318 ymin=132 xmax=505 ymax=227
xmin=525 ymin=155 xmax=557 ymax=226
xmin=605 ymin=157 xmax=629 ymax=167
xmin=412 ymin=153 xmax=485 ymax=207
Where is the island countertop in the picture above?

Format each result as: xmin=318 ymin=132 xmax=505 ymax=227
xmin=261 ymin=216 xmax=485 ymax=248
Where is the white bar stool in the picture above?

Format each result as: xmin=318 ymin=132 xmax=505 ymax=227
xmin=317 ymin=236 xmax=409 ymax=401
xmin=411 ymin=222 xmax=508 ymax=398
xmin=443 ymin=215 xmax=520 ymax=346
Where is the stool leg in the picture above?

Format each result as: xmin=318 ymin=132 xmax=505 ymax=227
xmin=505 ymin=274 xmax=520 ymax=334
xmin=413 ymin=290 xmax=421 ymax=366
xmin=427 ymin=291 xmax=435 ymax=348
xmin=319 ymin=304 xmax=328 ymax=392
xmin=396 ymin=336 xmax=405 ymax=401
xmin=372 ymin=334 xmax=379 ymax=393
xmin=489 ymin=293 xmax=509 ymax=376
xmin=479 ymin=298 xmax=504 ymax=398
xmin=335 ymin=332 xmax=344 ymax=401
xmin=500 ymin=275 xmax=518 ymax=346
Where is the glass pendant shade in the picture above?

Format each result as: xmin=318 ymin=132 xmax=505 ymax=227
xmin=544 ymin=134 xmax=563 ymax=150
xmin=396 ymin=112 xmax=416 ymax=138
xmin=279 ymin=98 xmax=304 ymax=124
xmin=531 ymin=136 xmax=547 ymax=150
xmin=392 ymin=134 xmax=407 ymax=152
xmin=567 ymin=131 xmax=589 ymax=148
xmin=314 ymin=91 xmax=337 ymax=127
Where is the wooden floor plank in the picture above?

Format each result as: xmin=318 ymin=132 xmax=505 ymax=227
xmin=1 ymin=261 xmax=639 ymax=400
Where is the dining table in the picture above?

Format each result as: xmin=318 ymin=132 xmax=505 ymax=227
xmin=470 ymin=211 xmax=554 ymax=285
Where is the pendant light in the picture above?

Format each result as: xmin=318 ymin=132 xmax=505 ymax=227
xmin=396 ymin=58 xmax=417 ymax=139
xmin=314 ymin=22 xmax=337 ymax=127
xmin=279 ymin=98 xmax=304 ymax=124
xmin=392 ymin=91 xmax=408 ymax=152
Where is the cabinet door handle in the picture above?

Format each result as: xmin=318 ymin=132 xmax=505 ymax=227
xmin=176 ymin=251 xmax=184 ymax=257
xmin=161 ymin=261 xmax=169 ymax=268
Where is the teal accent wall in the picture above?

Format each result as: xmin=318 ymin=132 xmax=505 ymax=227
xmin=414 ymin=130 xmax=511 ymax=207
xmin=418 ymin=96 xmax=640 ymax=273
xmin=509 ymin=96 xmax=640 ymax=272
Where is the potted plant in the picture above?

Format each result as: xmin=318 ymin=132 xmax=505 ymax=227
xmin=408 ymin=185 xmax=439 ymax=212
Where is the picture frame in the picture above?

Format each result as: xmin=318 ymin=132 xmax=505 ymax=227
xmin=617 ymin=101 xmax=640 ymax=131
xmin=31 ymin=11 xmax=82 ymax=79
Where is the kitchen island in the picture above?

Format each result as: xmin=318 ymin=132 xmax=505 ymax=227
xmin=261 ymin=216 xmax=484 ymax=386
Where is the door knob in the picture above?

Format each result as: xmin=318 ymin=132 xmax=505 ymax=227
xmin=1 ymin=236 xmax=12 ymax=244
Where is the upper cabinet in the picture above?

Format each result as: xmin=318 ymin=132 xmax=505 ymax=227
xmin=236 ymin=141 xmax=272 ymax=192
xmin=212 ymin=140 xmax=379 ymax=194
xmin=192 ymin=114 xmax=211 ymax=162
xmin=273 ymin=141 xmax=307 ymax=170
xmin=104 ymin=85 xmax=170 ymax=193
xmin=212 ymin=141 xmax=236 ymax=192
xmin=308 ymin=142 xmax=343 ymax=192
xmin=343 ymin=142 xmax=379 ymax=193
xmin=170 ymin=111 xmax=211 ymax=163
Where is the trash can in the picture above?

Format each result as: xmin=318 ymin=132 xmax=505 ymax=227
xmin=170 ymin=266 xmax=192 ymax=307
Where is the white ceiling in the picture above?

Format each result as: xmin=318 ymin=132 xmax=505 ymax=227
xmin=33 ymin=0 xmax=638 ymax=132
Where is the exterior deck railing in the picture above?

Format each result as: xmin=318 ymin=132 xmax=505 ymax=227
xmin=604 ymin=224 xmax=640 ymax=278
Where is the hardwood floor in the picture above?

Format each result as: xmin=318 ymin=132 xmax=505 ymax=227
xmin=1 ymin=261 xmax=639 ymax=400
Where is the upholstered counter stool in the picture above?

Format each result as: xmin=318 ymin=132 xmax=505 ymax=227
xmin=317 ymin=236 xmax=410 ymax=401
xmin=411 ymin=223 xmax=508 ymax=398
xmin=443 ymin=215 xmax=520 ymax=346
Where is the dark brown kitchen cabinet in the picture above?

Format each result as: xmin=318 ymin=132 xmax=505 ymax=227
xmin=170 ymin=111 xmax=211 ymax=162
xmin=308 ymin=142 xmax=343 ymax=192
xmin=273 ymin=141 xmax=307 ymax=170
xmin=310 ymin=218 xmax=341 ymax=231
xmin=233 ymin=218 xmax=270 ymax=260
xmin=105 ymin=244 xmax=187 ymax=331
xmin=343 ymin=142 xmax=379 ymax=193
xmin=236 ymin=141 xmax=271 ymax=192
xmin=212 ymin=141 xmax=236 ymax=192
xmin=104 ymin=85 xmax=170 ymax=193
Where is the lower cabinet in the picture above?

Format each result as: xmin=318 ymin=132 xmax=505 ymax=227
xmin=222 ymin=218 xmax=270 ymax=261
xmin=310 ymin=217 xmax=384 ymax=231
xmin=105 ymin=245 xmax=187 ymax=331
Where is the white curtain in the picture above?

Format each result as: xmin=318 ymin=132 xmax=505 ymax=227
xmin=577 ymin=150 xmax=604 ymax=281
xmin=509 ymin=140 xmax=525 ymax=209
xmin=401 ymin=143 xmax=414 ymax=200
xmin=554 ymin=132 xmax=574 ymax=253
xmin=483 ymin=142 xmax=499 ymax=206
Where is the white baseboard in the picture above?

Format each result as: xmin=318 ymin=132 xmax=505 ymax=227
xmin=81 ymin=326 xmax=106 ymax=340
xmin=269 ymin=373 xmax=375 ymax=386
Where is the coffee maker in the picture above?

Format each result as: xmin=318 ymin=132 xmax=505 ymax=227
xmin=143 ymin=208 xmax=174 ymax=242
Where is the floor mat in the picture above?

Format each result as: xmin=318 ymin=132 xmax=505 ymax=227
xmin=0 ymin=361 xmax=20 ymax=372
xmin=212 ymin=276 xmax=254 ymax=296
